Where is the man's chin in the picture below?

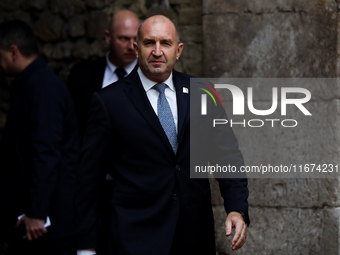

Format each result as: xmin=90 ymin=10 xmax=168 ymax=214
xmin=122 ymin=58 xmax=136 ymax=65
xmin=149 ymin=67 xmax=166 ymax=75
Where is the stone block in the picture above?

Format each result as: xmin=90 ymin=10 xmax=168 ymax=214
xmin=128 ymin=3 xmax=148 ymax=18
xmin=170 ymin=0 xmax=201 ymax=5
xmin=178 ymin=7 xmax=202 ymax=25
xmin=107 ymin=0 xmax=147 ymax=18
xmin=42 ymin=43 xmax=62 ymax=60
xmin=203 ymin=12 xmax=337 ymax=78
xmin=49 ymin=0 xmax=86 ymax=19
xmin=214 ymin=206 xmax=325 ymax=255
xmin=182 ymin=60 xmax=202 ymax=77
xmin=22 ymin=0 xmax=46 ymax=11
xmin=85 ymin=0 xmax=108 ymax=9
xmin=179 ymin=26 xmax=203 ymax=43
xmin=1 ymin=11 xmax=31 ymax=24
xmin=180 ymin=42 xmax=202 ymax=63
xmin=72 ymin=38 xmax=91 ymax=60
xmin=146 ymin=7 xmax=177 ymax=22
xmin=174 ymin=60 xmax=183 ymax=73
xmin=246 ymin=178 xmax=340 ymax=208
xmin=67 ymin=15 xmax=86 ymax=38
xmin=0 ymin=0 xmax=23 ymax=11
xmin=89 ymin=39 xmax=108 ymax=57
xmin=145 ymin=0 xmax=166 ymax=8
xmin=321 ymin=208 xmax=340 ymax=254
xmin=210 ymin=178 xmax=224 ymax=206
xmin=203 ymin=0 xmax=337 ymax=15
xmin=42 ymin=41 xmax=73 ymax=60
xmin=87 ymin=11 xmax=109 ymax=39
xmin=211 ymin=176 xmax=340 ymax=209
xmin=33 ymin=12 xmax=65 ymax=42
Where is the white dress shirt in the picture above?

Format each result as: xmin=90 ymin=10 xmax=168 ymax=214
xmin=137 ymin=67 xmax=178 ymax=133
xmin=102 ymin=52 xmax=137 ymax=88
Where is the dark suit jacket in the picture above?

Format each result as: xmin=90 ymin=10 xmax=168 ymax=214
xmin=0 ymin=57 xmax=80 ymax=239
xmin=75 ymin=66 xmax=249 ymax=254
xmin=67 ymin=57 xmax=106 ymax=140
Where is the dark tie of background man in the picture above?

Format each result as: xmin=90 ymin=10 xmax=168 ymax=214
xmin=115 ymin=67 xmax=126 ymax=81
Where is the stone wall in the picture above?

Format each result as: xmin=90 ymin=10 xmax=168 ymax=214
xmin=204 ymin=0 xmax=340 ymax=254
xmin=2 ymin=0 xmax=339 ymax=254
xmin=0 ymin=0 xmax=203 ymax=138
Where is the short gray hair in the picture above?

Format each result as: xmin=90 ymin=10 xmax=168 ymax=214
xmin=136 ymin=16 xmax=180 ymax=46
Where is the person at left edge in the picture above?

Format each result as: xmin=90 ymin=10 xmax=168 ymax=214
xmin=0 ymin=20 xmax=79 ymax=255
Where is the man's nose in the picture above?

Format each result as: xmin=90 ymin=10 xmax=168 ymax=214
xmin=152 ymin=43 xmax=163 ymax=57
xmin=127 ymin=38 xmax=135 ymax=50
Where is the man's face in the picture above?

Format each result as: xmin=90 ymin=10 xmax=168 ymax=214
xmin=105 ymin=17 xmax=140 ymax=67
xmin=134 ymin=18 xmax=183 ymax=83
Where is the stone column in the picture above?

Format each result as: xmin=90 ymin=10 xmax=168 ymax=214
xmin=203 ymin=1 xmax=340 ymax=254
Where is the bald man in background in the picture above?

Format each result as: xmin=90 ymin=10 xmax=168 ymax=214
xmin=67 ymin=10 xmax=140 ymax=141
xmin=67 ymin=10 xmax=140 ymax=255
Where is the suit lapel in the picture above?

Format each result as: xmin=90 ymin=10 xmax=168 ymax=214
xmin=124 ymin=67 xmax=176 ymax=156
xmin=93 ymin=57 xmax=106 ymax=92
xmin=173 ymin=70 xmax=189 ymax=147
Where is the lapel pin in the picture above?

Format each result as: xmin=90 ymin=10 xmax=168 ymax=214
xmin=183 ymin=87 xmax=189 ymax=94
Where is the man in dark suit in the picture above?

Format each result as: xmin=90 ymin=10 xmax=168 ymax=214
xmin=68 ymin=10 xmax=140 ymax=255
xmin=76 ymin=15 xmax=249 ymax=255
xmin=0 ymin=20 xmax=79 ymax=255
xmin=67 ymin=10 xmax=140 ymax=140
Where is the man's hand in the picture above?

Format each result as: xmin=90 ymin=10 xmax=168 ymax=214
xmin=16 ymin=215 xmax=47 ymax=240
xmin=225 ymin=211 xmax=247 ymax=251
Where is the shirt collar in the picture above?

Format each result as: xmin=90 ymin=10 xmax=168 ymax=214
xmin=137 ymin=67 xmax=174 ymax=93
xmin=106 ymin=51 xmax=137 ymax=75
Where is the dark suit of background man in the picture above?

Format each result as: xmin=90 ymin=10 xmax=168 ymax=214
xmin=67 ymin=10 xmax=140 ymax=141
xmin=0 ymin=20 xmax=79 ymax=255
xmin=75 ymin=15 xmax=249 ymax=255
xmin=67 ymin=10 xmax=140 ymax=255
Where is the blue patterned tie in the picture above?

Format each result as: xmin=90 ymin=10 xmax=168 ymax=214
xmin=154 ymin=83 xmax=178 ymax=154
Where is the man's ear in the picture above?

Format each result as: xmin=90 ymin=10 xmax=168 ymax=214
xmin=133 ymin=42 xmax=139 ymax=59
xmin=104 ymin=30 xmax=111 ymax=46
xmin=176 ymin=43 xmax=184 ymax=60
xmin=9 ymin=44 xmax=19 ymax=61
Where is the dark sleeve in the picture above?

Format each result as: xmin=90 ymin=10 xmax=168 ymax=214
xmin=25 ymin=82 xmax=64 ymax=220
xmin=75 ymin=92 xmax=113 ymax=249
xmin=211 ymin=103 xmax=250 ymax=226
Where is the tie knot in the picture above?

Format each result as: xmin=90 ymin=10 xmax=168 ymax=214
xmin=153 ymin=83 xmax=167 ymax=94
xmin=115 ymin=67 xmax=126 ymax=80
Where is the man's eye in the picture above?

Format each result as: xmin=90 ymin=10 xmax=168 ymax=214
xmin=119 ymin=37 xmax=129 ymax=42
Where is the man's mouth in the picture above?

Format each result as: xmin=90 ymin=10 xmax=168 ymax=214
xmin=149 ymin=60 xmax=165 ymax=64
